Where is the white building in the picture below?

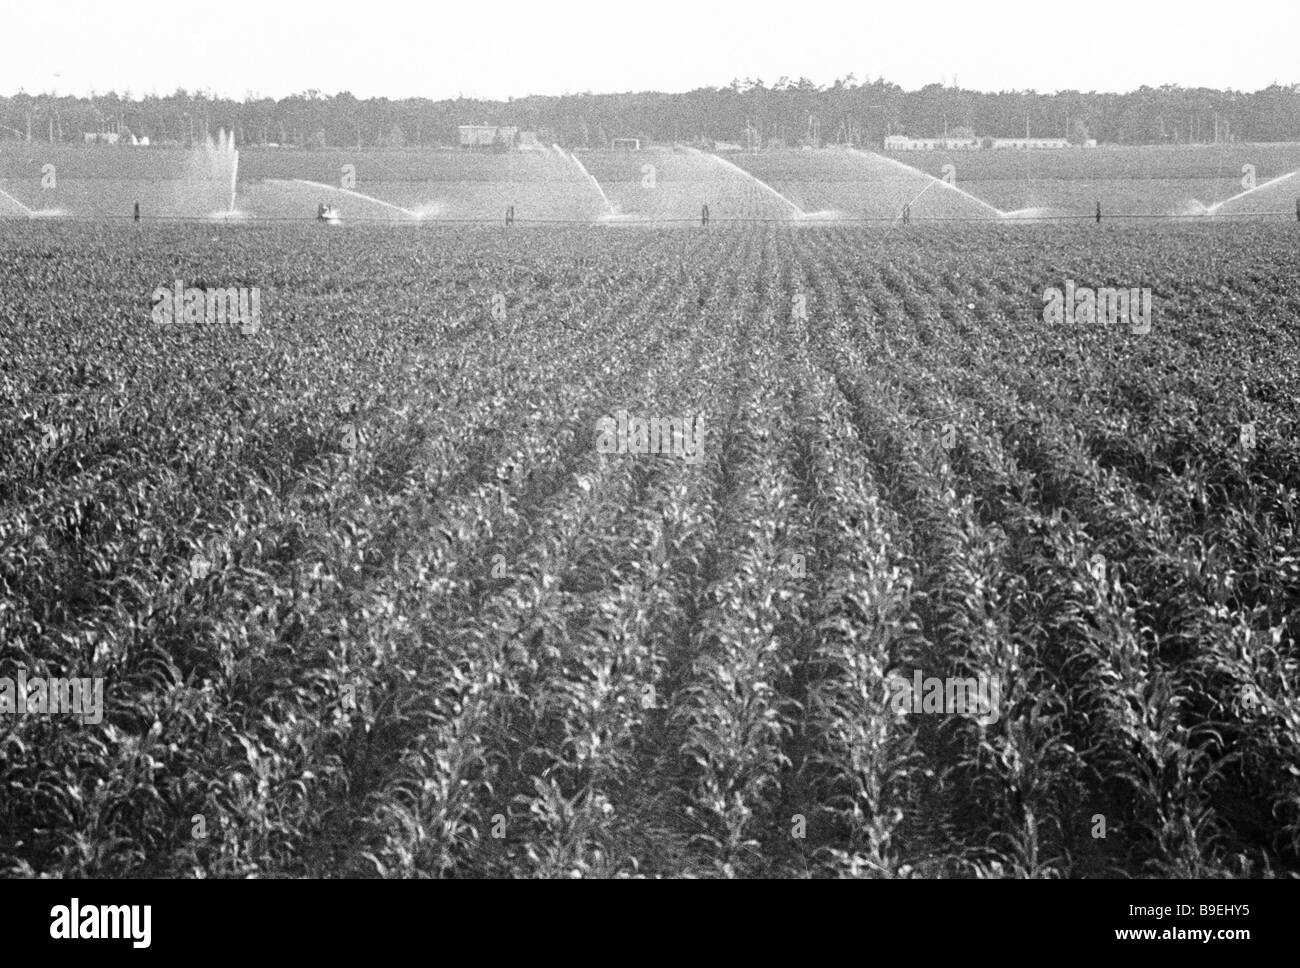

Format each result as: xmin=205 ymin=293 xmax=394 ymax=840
xmin=884 ymin=135 xmax=979 ymax=151
xmin=989 ymin=137 xmax=1073 ymax=150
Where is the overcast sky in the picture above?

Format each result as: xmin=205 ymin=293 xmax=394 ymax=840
xmin=4 ymin=0 xmax=1297 ymax=100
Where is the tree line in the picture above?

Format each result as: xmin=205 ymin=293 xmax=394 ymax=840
xmin=1 ymin=77 xmax=1297 ymax=148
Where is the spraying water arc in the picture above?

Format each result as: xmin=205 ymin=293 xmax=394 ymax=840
xmin=288 ymin=180 xmax=418 ymax=219
xmin=685 ymin=147 xmax=805 ymax=218
xmin=1206 ymin=170 xmax=1299 ymax=215
xmin=849 ymin=148 xmax=1005 ymax=219
xmin=554 ymin=146 xmax=617 ymax=219
xmin=0 ymin=184 xmax=35 ymax=218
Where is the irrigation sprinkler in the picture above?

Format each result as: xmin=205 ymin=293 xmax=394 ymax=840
xmin=1295 ymin=197 xmax=1299 ymax=222
xmin=902 ymin=203 xmax=911 ymax=225
xmin=701 ymin=204 xmax=710 ymax=226
xmin=505 ymin=204 xmax=515 ymax=226
xmin=1096 ymin=201 xmax=1102 ymax=224
xmin=133 ymin=202 xmax=140 ymax=223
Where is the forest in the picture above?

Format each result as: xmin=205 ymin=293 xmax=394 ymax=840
xmin=2 ymin=77 xmax=1298 ymax=149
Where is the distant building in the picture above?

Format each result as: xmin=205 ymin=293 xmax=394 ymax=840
xmin=989 ymin=137 xmax=1073 ymax=149
xmin=84 ymin=131 xmax=121 ymax=145
xmin=611 ymin=137 xmax=641 ymax=150
xmin=884 ymin=135 xmax=979 ymax=150
xmin=458 ymin=125 xmax=518 ymax=148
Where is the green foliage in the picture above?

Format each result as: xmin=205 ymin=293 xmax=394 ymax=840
xmin=2 ymin=220 xmax=1297 ymax=878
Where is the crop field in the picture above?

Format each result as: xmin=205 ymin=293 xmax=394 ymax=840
xmin=2 ymin=218 xmax=1298 ymax=879
xmin=890 ymin=143 xmax=1300 ymax=216
xmin=579 ymin=147 xmax=804 ymax=221
xmin=894 ymin=143 xmax=1300 ymax=181
xmin=963 ymin=179 xmax=1242 ymax=218
xmin=0 ymin=146 xmax=615 ymax=222
xmin=3 ymin=143 xmax=1300 ymax=223
xmin=732 ymin=149 xmax=1001 ymax=219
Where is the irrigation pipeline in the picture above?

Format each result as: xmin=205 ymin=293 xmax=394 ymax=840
xmin=2 ymin=211 xmax=1297 ymax=225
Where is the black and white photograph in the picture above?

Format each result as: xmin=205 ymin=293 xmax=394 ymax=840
xmin=0 ymin=0 xmax=1295 ymax=941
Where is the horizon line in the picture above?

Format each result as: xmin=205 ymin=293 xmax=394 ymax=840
xmin=2 ymin=77 xmax=1298 ymax=103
